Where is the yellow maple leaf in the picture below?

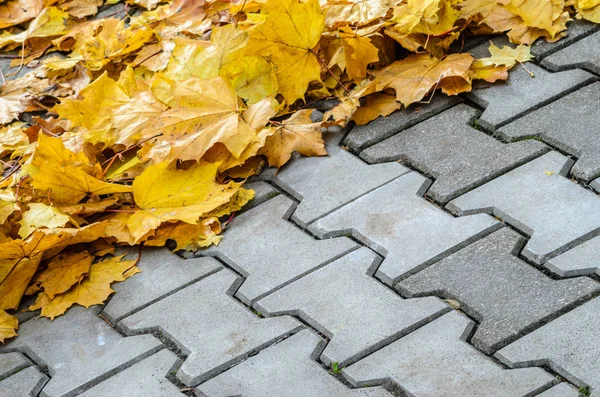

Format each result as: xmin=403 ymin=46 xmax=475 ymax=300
xmin=245 ymin=0 xmax=324 ymax=104
xmin=153 ymin=76 xmax=257 ymax=161
xmin=18 ymin=203 xmax=70 ymax=239
xmin=0 ymin=310 xmax=18 ymax=342
xmin=475 ymin=42 xmax=533 ymax=68
xmin=29 ymin=255 xmax=139 ymax=319
xmin=0 ymin=240 xmax=42 ymax=311
xmin=351 ymin=93 xmax=401 ymax=125
xmin=329 ymin=27 xmax=380 ymax=83
xmin=222 ymin=56 xmax=279 ymax=104
xmin=373 ymin=53 xmax=474 ymax=107
xmin=0 ymin=0 xmax=45 ymax=30
xmin=128 ymin=160 xmax=241 ymax=241
xmin=259 ymin=109 xmax=327 ymax=168
xmin=28 ymin=251 xmax=92 ymax=299
xmin=0 ymin=7 xmax=68 ymax=50
xmin=143 ymin=218 xmax=222 ymax=250
xmin=576 ymin=0 xmax=600 ymax=22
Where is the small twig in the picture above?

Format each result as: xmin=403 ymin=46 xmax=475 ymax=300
xmin=0 ymin=65 xmax=5 ymax=86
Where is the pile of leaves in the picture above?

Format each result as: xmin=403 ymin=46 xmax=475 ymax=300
xmin=0 ymin=0 xmax=598 ymax=342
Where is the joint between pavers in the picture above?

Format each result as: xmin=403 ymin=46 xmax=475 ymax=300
xmin=481 ymin=75 xmax=599 ymax=131
xmin=184 ymin=325 xmax=305 ymax=387
xmin=102 ymin=265 xmax=225 ymax=325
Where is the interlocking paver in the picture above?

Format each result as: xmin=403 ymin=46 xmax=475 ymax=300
xmin=464 ymin=63 xmax=594 ymax=130
xmin=255 ymin=248 xmax=449 ymax=366
xmin=244 ymin=180 xmax=280 ymax=210
xmin=310 ymin=171 xmax=500 ymax=285
xmin=343 ymin=311 xmax=555 ymax=396
xmin=0 ymin=351 xmax=28 ymax=377
xmin=262 ymin=131 xmax=409 ymax=227
xmin=542 ymin=31 xmax=600 ymax=74
xmin=398 ymin=228 xmax=599 ymax=353
xmin=4 ymin=306 xmax=163 ymax=397
xmin=448 ymin=151 xmax=600 ymax=264
xmin=537 ymin=383 xmax=581 ymax=397
xmin=102 ymin=248 xmax=222 ymax=323
xmin=0 ymin=351 xmax=48 ymax=396
xmin=119 ymin=269 xmax=302 ymax=386
xmin=343 ymin=95 xmax=461 ymax=152
xmin=545 ymin=235 xmax=600 ymax=277
xmin=361 ymin=104 xmax=548 ymax=203
xmin=202 ymin=195 xmax=357 ymax=304
xmin=196 ymin=329 xmax=391 ymax=397
xmin=0 ymin=365 xmax=48 ymax=397
xmin=79 ymin=349 xmax=183 ymax=397
xmin=496 ymin=297 xmax=600 ymax=396
xmin=591 ymin=178 xmax=600 ymax=193
xmin=497 ymin=83 xmax=600 ymax=181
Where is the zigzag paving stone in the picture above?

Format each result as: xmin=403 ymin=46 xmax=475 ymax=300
xmin=79 ymin=350 xmax=184 ymax=397
xmin=309 ymin=171 xmax=500 ymax=285
xmin=343 ymin=94 xmax=461 ymax=152
xmin=3 ymin=306 xmax=162 ymax=397
xmin=102 ymin=248 xmax=222 ymax=324
xmin=496 ymin=297 xmax=600 ymax=396
xmin=447 ymin=151 xmax=600 ymax=264
xmin=0 ymin=351 xmax=29 ymax=377
xmin=592 ymin=178 xmax=600 ymax=193
xmin=119 ymin=269 xmax=302 ymax=387
xmin=202 ymin=195 xmax=357 ymax=304
xmin=360 ymin=104 xmax=548 ymax=203
xmin=255 ymin=248 xmax=449 ymax=367
xmin=545 ymin=235 xmax=600 ymax=277
xmin=397 ymin=228 xmax=600 ymax=354
xmin=262 ymin=131 xmax=409 ymax=227
xmin=542 ymin=31 xmax=600 ymax=74
xmin=537 ymin=383 xmax=581 ymax=397
xmin=463 ymin=62 xmax=594 ymax=131
xmin=497 ymin=83 xmax=600 ymax=182
xmin=196 ymin=329 xmax=392 ymax=397
xmin=0 ymin=366 xmax=48 ymax=397
xmin=244 ymin=180 xmax=280 ymax=210
xmin=342 ymin=311 xmax=555 ymax=397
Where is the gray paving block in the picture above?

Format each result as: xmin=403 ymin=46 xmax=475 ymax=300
xmin=309 ymin=172 xmax=500 ymax=286
xmin=537 ymin=383 xmax=581 ymax=397
xmin=244 ymin=181 xmax=280 ymax=210
xmin=448 ymin=151 xmax=600 ymax=264
xmin=196 ymin=329 xmax=391 ymax=397
xmin=202 ymin=195 xmax=357 ymax=305
xmin=361 ymin=104 xmax=548 ymax=203
xmin=496 ymin=297 xmax=600 ymax=395
xmin=4 ymin=306 xmax=163 ymax=397
xmin=593 ymin=178 xmax=600 ymax=193
xmin=262 ymin=131 xmax=409 ymax=227
xmin=344 ymin=94 xmax=461 ymax=152
xmin=545 ymin=235 xmax=600 ymax=277
xmin=255 ymin=248 xmax=449 ymax=367
xmin=79 ymin=349 xmax=184 ymax=397
xmin=119 ymin=269 xmax=302 ymax=387
xmin=398 ymin=228 xmax=600 ymax=353
xmin=464 ymin=63 xmax=594 ymax=130
xmin=542 ymin=31 xmax=600 ymax=74
xmin=102 ymin=248 xmax=222 ymax=324
xmin=0 ymin=352 xmax=29 ymax=378
xmin=343 ymin=311 xmax=555 ymax=397
xmin=0 ymin=365 xmax=48 ymax=397
xmin=497 ymin=83 xmax=600 ymax=182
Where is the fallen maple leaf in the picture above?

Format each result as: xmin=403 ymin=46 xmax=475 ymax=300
xmin=29 ymin=254 xmax=139 ymax=319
